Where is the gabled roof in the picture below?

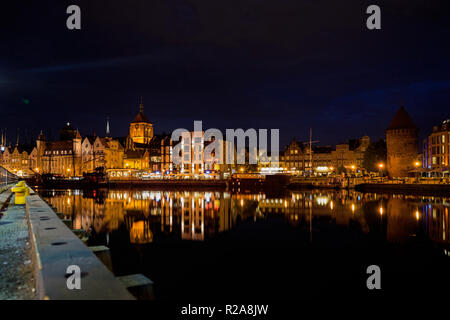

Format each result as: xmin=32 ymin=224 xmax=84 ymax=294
xmin=387 ymin=106 xmax=417 ymax=130
xmin=83 ymin=136 xmax=96 ymax=145
xmin=15 ymin=145 xmax=35 ymax=154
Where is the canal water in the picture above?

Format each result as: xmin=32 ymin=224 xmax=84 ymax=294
xmin=38 ymin=188 xmax=450 ymax=300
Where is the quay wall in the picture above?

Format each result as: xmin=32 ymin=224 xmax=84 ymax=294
xmin=25 ymin=186 xmax=134 ymax=300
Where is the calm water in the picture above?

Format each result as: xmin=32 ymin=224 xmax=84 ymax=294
xmin=39 ymin=188 xmax=450 ymax=300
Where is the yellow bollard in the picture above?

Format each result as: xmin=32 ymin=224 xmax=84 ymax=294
xmin=11 ymin=181 xmax=29 ymax=205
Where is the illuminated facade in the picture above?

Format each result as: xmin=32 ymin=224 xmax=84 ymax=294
xmin=280 ymin=139 xmax=303 ymax=173
xmin=423 ymin=119 xmax=450 ymax=176
xmin=39 ymin=124 xmax=83 ymax=177
xmin=330 ymin=136 xmax=369 ymax=171
xmin=124 ymin=150 xmax=150 ymax=170
xmin=386 ymin=106 xmax=419 ymax=178
xmin=82 ymin=136 xmax=124 ymax=173
xmin=129 ymin=100 xmax=153 ymax=145
xmin=0 ymin=145 xmax=35 ymax=176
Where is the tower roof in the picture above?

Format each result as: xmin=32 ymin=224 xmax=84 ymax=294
xmin=387 ymin=106 xmax=417 ymax=130
xmin=131 ymin=99 xmax=151 ymax=124
xmin=38 ymin=130 xmax=45 ymax=141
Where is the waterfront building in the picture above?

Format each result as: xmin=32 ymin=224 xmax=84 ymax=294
xmin=124 ymin=149 xmax=150 ymax=170
xmin=1 ymin=145 xmax=35 ymax=176
xmin=330 ymin=136 xmax=369 ymax=172
xmin=386 ymin=106 xmax=419 ymax=178
xmin=39 ymin=123 xmax=83 ymax=177
xmin=257 ymin=151 xmax=282 ymax=174
xmin=82 ymin=135 xmax=124 ymax=173
xmin=163 ymin=132 xmax=234 ymax=176
xmin=312 ymin=146 xmax=333 ymax=174
xmin=81 ymin=136 xmax=96 ymax=173
xmin=423 ymin=119 xmax=450 ymax=176
xmin=280 ymin=139 xmax=304 ymax=173
xmin=175 ymin=130 xmax=208 ymax=175
xmin=279 ymin=137 xmax=368 ymax=175
xmin=160 ymin=136 xmax=173 ymax=174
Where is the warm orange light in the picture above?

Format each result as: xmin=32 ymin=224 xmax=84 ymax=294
xmin=415 ymin=211 xmax=420 ymax=220
xmin=351 ymin=165 xmax=355 ymax=170
xmin=378 ymin=163 xmax=384 ymax=169
xmin=351 ymin=204 xmax=355 ymax=213
xmin=414 ymin=161 xmax=420 ymax=167
xmin=379 ymin=207 xmax=383 ymax=215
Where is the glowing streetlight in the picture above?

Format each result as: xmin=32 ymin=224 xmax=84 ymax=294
xmin=378 ymin=163 xmax=384 ymax=177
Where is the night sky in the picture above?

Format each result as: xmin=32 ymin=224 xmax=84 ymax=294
xmin=2 ymin=0 xmax=450 ymax=147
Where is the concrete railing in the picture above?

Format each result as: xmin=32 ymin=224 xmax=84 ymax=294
xmin=25 ymin=187 xmax=134 ymax=300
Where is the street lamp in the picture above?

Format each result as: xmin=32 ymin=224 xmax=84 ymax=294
xmin=378 ymin=163 xmax=384 ymax=178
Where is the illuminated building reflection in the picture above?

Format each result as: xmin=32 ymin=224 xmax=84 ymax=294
xmin=41 ymin=189 xmax=450 ymax=247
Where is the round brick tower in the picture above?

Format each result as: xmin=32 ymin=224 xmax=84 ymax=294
xmin=386 ymin=106 xmax=418 ymax=178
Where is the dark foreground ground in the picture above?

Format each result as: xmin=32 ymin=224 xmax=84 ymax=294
xmin=0 ymin=190 xmax=35 ymax=300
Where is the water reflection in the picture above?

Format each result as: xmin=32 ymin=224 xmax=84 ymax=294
xmin=39 ymin=189 xmax=450 ymax=247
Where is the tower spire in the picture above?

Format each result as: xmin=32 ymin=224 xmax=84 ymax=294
xmin=139 ymin=96 xmax=144 ymax=114
xmin=16 ymin=128 xmax=20 ymax=146
xmin=106 ymin=117 xmax=110 ymax=137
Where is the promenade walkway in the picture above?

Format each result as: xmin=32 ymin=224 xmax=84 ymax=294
xmin=0 ymin=187 xmax=35 ymax=299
